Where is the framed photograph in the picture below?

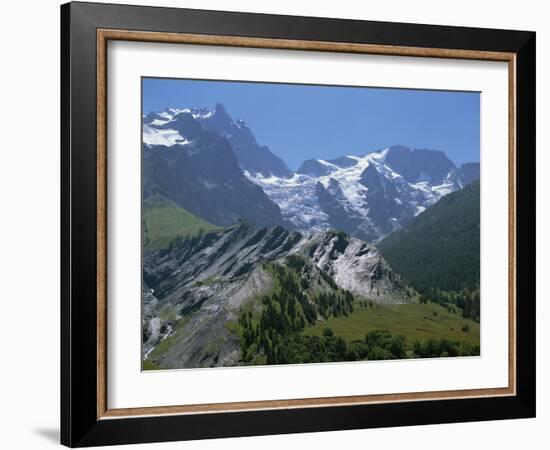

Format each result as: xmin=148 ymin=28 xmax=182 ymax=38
xmin=61 ymin=1 xmax=536 ymax=447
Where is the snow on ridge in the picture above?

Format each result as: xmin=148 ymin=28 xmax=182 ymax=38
xmin=144 ymin=106 xmax=221 ymax=147
xmin=317 ymin=159 xmax=339 ymax=169
xmin=234 ymin=119 xmax=246 ymax=129
xmin=194 ymin=110 xmax=214 ymax=119
xmin=432 ymin=183 xmax=455 ymax=197
xmin=143 ymin=125 xmax=191 ymax=147
xmin=167 ymin=108 xmax=188 ymax=115
xmin=150 ymin=107 xmax=216 ymax=123
xmin=415 ymin=205 xmax=426 ymax=215
xmin=343 ymin=148 xmax=388 ymax=164
xmin=150 ymin=118 xmax=171 ymax=126
xmin=148 ymin=106 xmax=254 ymax=142
xmin=315 ymin=156 xmax=372 ymax=216
xmin=366 ymin=148 xmax=389 ymax=161
xmin=166 ymin=107 xmax=209 ymax=119
xmin=247 ymin=171 xmax=329 ymax=230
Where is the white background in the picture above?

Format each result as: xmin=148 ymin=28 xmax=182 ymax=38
xmin=109 ymin=42 xmax=509 ymax=409
xmin=0 ymin=0 xmax=546 ymax=449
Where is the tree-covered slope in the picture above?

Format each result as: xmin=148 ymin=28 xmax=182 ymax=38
xmin=377 ymin=180 xmax=480 ymax=293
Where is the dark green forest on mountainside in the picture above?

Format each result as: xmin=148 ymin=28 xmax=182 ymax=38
xmin=378 ymin=181 xmax=480 ymax=321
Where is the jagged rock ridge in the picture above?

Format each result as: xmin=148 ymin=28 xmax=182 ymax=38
xmin=142 ymin=222 xmax=411 ymax=369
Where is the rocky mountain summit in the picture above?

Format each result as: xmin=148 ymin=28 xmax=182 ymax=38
xmin=144 ymin=103 xmax=292 ymax=178
xmin=142 ymin=221 xmax=411 ymax=369
xmin=142 ymin=109 xmax=284 ymax=227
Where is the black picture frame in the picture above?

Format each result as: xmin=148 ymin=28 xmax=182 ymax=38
xmin=61 ymin=1 xmax=536 ymax=447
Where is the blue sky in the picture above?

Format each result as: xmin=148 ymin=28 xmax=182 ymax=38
xmin=143 ymin=78 xmax=480 ymax=169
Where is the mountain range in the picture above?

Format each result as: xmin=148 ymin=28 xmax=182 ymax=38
xmin=141 ymin=102 xmax=481 ymax=369
xmin=143 ymin=104 xmax=479 ymax=242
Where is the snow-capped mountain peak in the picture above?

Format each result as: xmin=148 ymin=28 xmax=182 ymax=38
xmin=143 ymin=104 xmax=293 ymax=178
xmin=248 ymin=147 xmax=475 ymax=242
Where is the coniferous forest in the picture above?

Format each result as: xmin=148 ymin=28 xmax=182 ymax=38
xmin=378 ymin=181 xmax=480 ymax=322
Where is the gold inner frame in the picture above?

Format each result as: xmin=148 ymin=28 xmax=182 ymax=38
xmin=96 ymin=29 xmax=517 ymax=420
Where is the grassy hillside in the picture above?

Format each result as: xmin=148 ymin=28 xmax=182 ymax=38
xmin=378 ymin=181 xmax=480 ymax=293
xmin=143 ymin=195 xmax=220 ymax=250
xmin=308 ymin=301 xmax=479 ymax=347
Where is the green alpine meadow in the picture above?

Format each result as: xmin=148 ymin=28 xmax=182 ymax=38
xmin=141 ymin=80 xmax=481 ymax=369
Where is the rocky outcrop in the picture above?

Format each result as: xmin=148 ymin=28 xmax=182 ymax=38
xmin=295 ymin=230 xmax=409 ymax=302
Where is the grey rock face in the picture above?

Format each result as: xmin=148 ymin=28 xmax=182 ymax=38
xmin=297 ymin=159 xmax=333 ymax=177
xmin=384 ymin=145 xmax=456 ymax=185
xmin=297 ymin=156 xmax=359 ymax=176
xmin=326 ymin=155 xmax=359 ymax=169
xmin=447 ymin=162 xmax=481 ymax=189
xmin=294 ymin=231 xmax=409 ymax=302
xmin=142 ymin=222 xmax=410 ymax=369
xmin=194 ymin=103 xmax=292 ymax=178
xmin=142 ymin=282 xmax=161 ymax=357
xmin=359 ymin=165 xmax=406 ymax=234
xmin=315 ymin=180 xmax=364 ymax=237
